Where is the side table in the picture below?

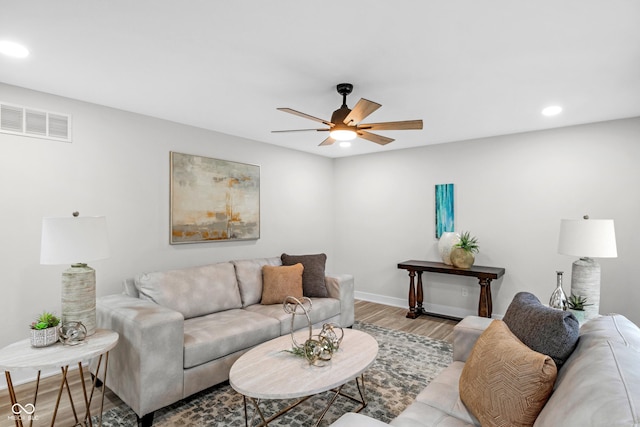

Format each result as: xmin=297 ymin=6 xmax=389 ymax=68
xmin=0 ymin=329 xmax=119 ymax=427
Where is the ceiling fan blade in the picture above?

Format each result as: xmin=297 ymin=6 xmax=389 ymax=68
xmin=277 ymin=108 xmax=333 ymax=126
xmin=359 ymin=120 xmax=423 ymax=131
xmin=271 ymin=128 xmax=328 ymax=133
xmin=318 ymin=136 xmax=336 ymax=146
xmin=343 ymin=98 xmax=381 ymax=125
xmin=358 ymin=131 xmax=394 ymax=145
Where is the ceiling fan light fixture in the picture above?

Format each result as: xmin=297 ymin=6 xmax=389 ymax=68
xmin=329 ymin=129 xmax=357 ymax=141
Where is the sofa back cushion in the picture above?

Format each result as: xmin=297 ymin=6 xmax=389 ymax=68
xmin=534 ymin=314 xmax=640 ymax=426
xmin=281 ymin=253 xmax=328 ymax=297
xmin=232 ymin=257 xmax=282 ymax=307
xmin=135 ymin=262 xmax=242 ymax=319
xmin=503 ymin=291 xmax=579 ymax=367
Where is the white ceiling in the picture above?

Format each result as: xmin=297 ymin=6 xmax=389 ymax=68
xmin=1 ymin=1 xmax=639 ymax=158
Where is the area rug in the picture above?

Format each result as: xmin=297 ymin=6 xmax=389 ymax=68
xmin=97 ymin=321 xmax=453 ymax=426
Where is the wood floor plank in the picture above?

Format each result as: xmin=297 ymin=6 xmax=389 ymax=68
xmin=0 ymin=300 xmax=458 ymax=426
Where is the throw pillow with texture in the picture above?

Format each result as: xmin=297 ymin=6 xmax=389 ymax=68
xmin=281 ymin=253 xmax=328 ymax=298
xmin=260 ymin=263 xmax=304 ymax=305
xmin=459 ymin=320 xmax=557 ymax=427
xmin=502 ymin=291 xmax=579 ymax=367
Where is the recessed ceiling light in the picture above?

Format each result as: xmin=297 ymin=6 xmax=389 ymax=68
xmin=0 ymin=40 xmax=29 ymax=58
xmin=541 ymin=105 xmax=562 ymax=117
xmin=339 ymin=141 xmax=352 ymax=148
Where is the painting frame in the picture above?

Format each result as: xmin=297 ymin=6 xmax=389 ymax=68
xmin=435 ymin=183 xmax=454 ymax=238
xmin=170 ymin=151 xmax=260 ymax=244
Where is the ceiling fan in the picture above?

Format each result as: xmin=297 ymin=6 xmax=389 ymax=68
xmin=272 ymin=83 xmax=423 ymax=146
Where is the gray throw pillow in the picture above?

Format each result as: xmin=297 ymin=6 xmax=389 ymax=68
xmin=502 ymin=292 xmax=579 ymax=367
xmin=281 ymin=253 xmax=328 ymax=298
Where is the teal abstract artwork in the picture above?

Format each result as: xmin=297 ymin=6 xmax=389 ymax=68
xmin=435 ymin=183 xmax=454 ymax=238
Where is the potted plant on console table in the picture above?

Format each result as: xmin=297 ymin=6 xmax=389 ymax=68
xmin=567 ymin=294 xmax=591 ymax=323
xmin=449 ymin=231 xmax=479 ymax=269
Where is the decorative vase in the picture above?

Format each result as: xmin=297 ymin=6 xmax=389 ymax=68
xmin=450 ymin=247 xmax=474 ymax=269
xmin=30 ymin=326 xmax=59 ymax=348
xmin=549 ymin=271 xmax=568 ymax=310
xmin=438 ymin=232 xmax=460 ymax=265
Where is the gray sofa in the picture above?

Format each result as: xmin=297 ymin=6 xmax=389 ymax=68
xmin=94 ymin=256 xmax=354 ymax=426
xmin=331 ymin=313 xmax=640 ymax=426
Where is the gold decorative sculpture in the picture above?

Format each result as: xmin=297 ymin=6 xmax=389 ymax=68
xmin=282 ymin=296 xmax=344 ymax=366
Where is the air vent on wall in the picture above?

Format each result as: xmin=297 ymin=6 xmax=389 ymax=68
xmin=0 ymin=102 xmax=72 ymax=142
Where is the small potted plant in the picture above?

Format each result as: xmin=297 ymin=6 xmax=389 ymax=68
xmin=449 ymin=231 xmax=479 ymax=269
xmin=30 ymin=311 xmax=61 ymax=347
xmin=567 ymin=294 xmax=591 ymax=323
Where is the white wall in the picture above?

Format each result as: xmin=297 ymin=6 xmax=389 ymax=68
xmin=333 ymin=117 xmax=640 ymax=325
xmin=2 ymin=81 xmax=639 ymax=354
xmin=0 ymin=83 xmax=335 ymax=348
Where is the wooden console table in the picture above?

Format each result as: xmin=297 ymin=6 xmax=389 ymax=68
xmin=397 ymin=260 xmax=505 ymax=319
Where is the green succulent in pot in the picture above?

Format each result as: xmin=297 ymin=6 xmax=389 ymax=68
xmin=30 ymin=311 xmax=60 ymax=330
xmin=567 ymin=294 xmax=591 ymax=311
xmin=450 ymin=231 xmax=479 ymax=269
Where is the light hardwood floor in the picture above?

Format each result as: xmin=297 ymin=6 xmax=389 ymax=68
xmin=0 ymin=300 xmax=458 ymax=426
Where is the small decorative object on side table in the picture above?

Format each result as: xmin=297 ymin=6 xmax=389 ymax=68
xmin=29 ymin=311 xmax=61 ymax=348
xmin=549 ymin=271 xmax=568 ymax=310
xmin=567 ymin=294 xmax=592 ymax=324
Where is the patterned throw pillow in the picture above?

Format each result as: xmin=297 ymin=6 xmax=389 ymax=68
xmin=260 ymin=263 xmax=304 ymax=305
xmin=503 ymin=292 xmax=579 ymax=367
xmin=281 ymin=253 xmax=328 ymax=298
xmin=459 ymin=320 xmax=557 ymax=427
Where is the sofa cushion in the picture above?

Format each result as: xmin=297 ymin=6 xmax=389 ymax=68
xmin=534 ymin=314 xmax=640 ymax=427
xmin=502 ymin=291 xmax=579 ymax=367
xmin=459 ymin=320 xmax=557 ymax=427
xmin=281 ymin=253 xmax=328 ymax=297
xmin=232 ymin=257 xmax=282 ymax=307
xmin=183 ymin=309 xmax=280 ymax=369
xmin=260 ymin=263 xmax=304 ymax=305
xmin=135 ymin=262 xmax=242 ymax=319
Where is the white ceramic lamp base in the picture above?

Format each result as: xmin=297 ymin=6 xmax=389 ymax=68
xmin=61 ymin=264 xmax=97 ymax=336
xmin=570 ymin=257 xmax=600 ymax=321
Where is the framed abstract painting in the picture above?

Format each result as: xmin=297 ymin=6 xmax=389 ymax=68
xmin=435 ymin=183 xmax=454 ymax=238
xmin=170 ymin=152 xmax=260 ymax=244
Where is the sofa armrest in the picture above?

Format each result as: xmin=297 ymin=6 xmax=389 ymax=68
xmin=325 ymin=273 xmax=355 ymax=328
xmin=94 ymin=294 xmax=185 ymax=418
xmin=453 ymin=315 xmax=493 ymax=362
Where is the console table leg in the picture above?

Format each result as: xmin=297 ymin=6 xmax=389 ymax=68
xmin=478 ymin=278 xmax=493 ymax=318
xmin=416 ymin=272 xmax=425 ymax=315
xmin=406 ymin=270 xmax=418 ymax=319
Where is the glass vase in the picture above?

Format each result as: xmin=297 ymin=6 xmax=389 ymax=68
xmin=549 ymin=271 xmax=567 ymax=310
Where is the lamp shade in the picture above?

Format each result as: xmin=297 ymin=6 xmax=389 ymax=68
xmin=558 ymin=218 xmax=617 ymax=258
xmin=40 ymin=216 xmax=110 ymax=265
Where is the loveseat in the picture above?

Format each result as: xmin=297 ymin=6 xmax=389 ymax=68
xmin=94 ymin=255 xmax=354 ymax=426
xmin=331 ymin=294 xmax=640 ymax=426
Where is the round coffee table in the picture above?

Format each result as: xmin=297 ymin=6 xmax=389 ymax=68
xmin=229 ymin=328 xmax=378 ymax=426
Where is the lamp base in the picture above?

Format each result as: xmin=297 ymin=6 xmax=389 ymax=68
xmin=61 ymin=264 xmax=96 ymax=336
xmin=570 ymin=257 xmax=600 ymax=321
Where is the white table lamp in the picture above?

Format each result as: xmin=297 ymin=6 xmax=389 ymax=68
xmin=40 ymin=212 xmax=109 ymax=336
xmin=558 ymin=215 xmax=617 ymax=321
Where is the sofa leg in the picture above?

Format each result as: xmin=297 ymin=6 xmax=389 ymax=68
xmin=138 ymin=412 xmax=154 ymax=427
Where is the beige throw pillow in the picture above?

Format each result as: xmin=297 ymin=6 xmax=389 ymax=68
xmin=260 ymin=263 xmax=304 ymax=305
xmin=459 ymin=320 xmax=557 ymax=427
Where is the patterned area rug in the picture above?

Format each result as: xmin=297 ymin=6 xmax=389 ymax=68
xmin=97 ymin=321 xmax=453 ymax=426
